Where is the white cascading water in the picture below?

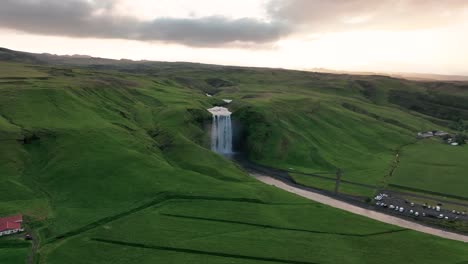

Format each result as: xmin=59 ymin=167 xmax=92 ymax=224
xmin=207 ymin=106 xmax=232 ymax=154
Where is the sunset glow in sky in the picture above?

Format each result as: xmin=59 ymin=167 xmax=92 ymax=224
xmin=2 ymin=0 xmax=468 ymax=75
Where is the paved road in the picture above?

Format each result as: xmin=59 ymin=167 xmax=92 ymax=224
xmin=252 ymin=173 xmax=468 ymax=243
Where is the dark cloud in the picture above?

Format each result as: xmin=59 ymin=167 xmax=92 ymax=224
xmin=139 ymin=17 xmax=289 ymax=46
xmin=0 ymin=0 xmax=290 ymax=47
xmin=267 ymin=0 xmax=468 ymax=32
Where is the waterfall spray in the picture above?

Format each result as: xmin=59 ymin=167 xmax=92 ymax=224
xmin=207 ymin=107 xmax=232 ymax=154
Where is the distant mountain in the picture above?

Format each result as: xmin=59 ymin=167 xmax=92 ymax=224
xmin=390 ymin=72 xmax=468 ymax=82
xmin=309 ymin=67 xmax=468 ymax=82
xmin=4 ymin=47 xmax=467 ymax=82
xmin=0 ymin=47 xmax=44 ymax=64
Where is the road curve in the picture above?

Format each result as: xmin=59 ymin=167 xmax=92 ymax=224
xmin=251 ymin=173 xmax=468 ymax=243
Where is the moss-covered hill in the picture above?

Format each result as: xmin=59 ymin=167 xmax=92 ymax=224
xmin=0 ymin=48 xmax=467 ymax=263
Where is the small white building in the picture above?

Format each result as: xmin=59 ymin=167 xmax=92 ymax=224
xmin=417 ymin=132 xmax=434 ymax=138
xmin=434 ymin=131 xmax=449 ymax=137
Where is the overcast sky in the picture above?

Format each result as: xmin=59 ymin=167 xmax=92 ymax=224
xmin=2 ymin=0 xmax=468 ymax=75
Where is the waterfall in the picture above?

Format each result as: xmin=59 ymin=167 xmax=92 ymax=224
xmin=207 ymin=107 xmax=233 ymax=154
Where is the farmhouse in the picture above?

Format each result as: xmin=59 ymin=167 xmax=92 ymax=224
xmin=0 ymin=214 xmax=24 ymax=237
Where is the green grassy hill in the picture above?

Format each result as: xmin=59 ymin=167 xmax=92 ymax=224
xmin=0 ymin=48 xmax=467 ymax=263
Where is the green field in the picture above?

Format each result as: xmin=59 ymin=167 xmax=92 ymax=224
xmin=391 ymin=139 xmax=468 ymax=199
xmin=40 ymin=200 xmax=468 ymax=264
xmin=0 ymin=248 xmax=29 ymax=264
xmin=0 ymin=48 xmax=467 ymax=263
xmin=0 ymin=240 xmax=31 ymax=264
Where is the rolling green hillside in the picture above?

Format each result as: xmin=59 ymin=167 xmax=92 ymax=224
xmin=0 ymin=48 xmax=467 ymax=263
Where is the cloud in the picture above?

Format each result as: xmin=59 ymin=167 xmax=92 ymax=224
xmin=1 ymin=0 xmax=467 ymax=47
xmin=0 ymin=0 xmax=290 ymax=47
xmin=139 ymin=17 xmax=289 ymax=46
xmin=267 ymin=0 xmax=468 ymax=32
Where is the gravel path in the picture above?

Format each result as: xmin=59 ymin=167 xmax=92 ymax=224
xmin=252 ymin=173 xmax=468 ymax=243
xmin=26 ymin=226 xmax=38 ymax=264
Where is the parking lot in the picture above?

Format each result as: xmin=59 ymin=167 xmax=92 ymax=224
xmin=374 ymin=193 xmax=468 ymax=222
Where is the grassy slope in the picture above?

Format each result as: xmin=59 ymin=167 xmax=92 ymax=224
xmin=290 ymin=173 xmax=376 ymax=197
xmin=211 ymin=71 xmax=467 ymax=197
xmin=226 ymin=77 xmax=408 ymax=163
xmin=0 ymin=59 xmax=467 ymax=263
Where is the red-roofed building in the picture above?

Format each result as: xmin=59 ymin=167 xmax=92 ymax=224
xmin=0 ymin=214 xmax=24 ymax=236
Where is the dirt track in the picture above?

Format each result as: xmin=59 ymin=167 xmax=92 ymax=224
xmin=252 ymin=173 xmax=468 ymax=243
